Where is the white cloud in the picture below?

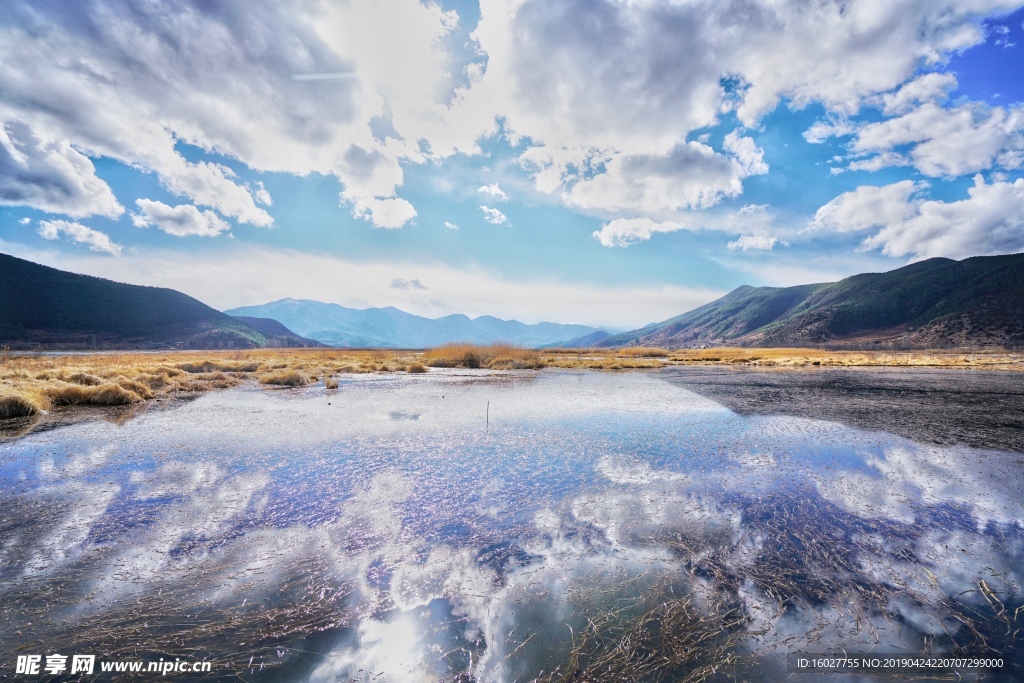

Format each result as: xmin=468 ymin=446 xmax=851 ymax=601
xmin=477 ymin=183 xmax=508 ymax=201
xmin=462 ymin=0 xmax=1017 ymax=216
xmin=252 ymin=181 xmax=272 ymax=206
xmin=443 ymin=221 xmax=459 ymax=230
xmin=351 ymin=197 xmax=418 ymax=229
xmin=132 ymin=199 xmax=231 ymax=238
xmin=592 ymin=218 xmax=685 ymax=248
xmin=0 ymin=0 xmax=464 ymax=229
xmin=559 ymin=140 xmax=763 ymax=214
xmin=850 ymin=101 xmax=1024 ymax=177
xmin=727 ymin=234 xmax=781 ymax=251
xmin=810 ymin=180 xmax=926 ymax=233
xmin=1 ymin=0 xmax=1019 ymax=230
xmin=36 ymin=219 xmax=121 ymax=255
xmin=877 ymin=72 xmax=959 ymax=116
xmin=803 ymin=117 xmax=858 ymax=144
xmin=479 ymin=205 xmax=508 ymax=225
xmin=812 ymin=176 xmax=1024 ymax=260
xmin=0 ymin=122 xmax=123 ymax=218
xmin=0 ymin=242 xmax=723 ymax=328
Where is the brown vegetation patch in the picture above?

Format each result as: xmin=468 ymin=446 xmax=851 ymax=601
xmin=422 ymin=342 xmax=543 ymax=369
xmin=46 ymin=384 xmax=143 ymax=406
xmin=0 ymin=394 xmax=43 ymax=418
xmin=64 ymin=372 xmax=104 ymax=386
xmin=258 ymin=370 xmax=309 ymax=387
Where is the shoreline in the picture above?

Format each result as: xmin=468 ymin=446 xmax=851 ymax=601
xmin=2 ymin=347 xmax=1022 ymax=424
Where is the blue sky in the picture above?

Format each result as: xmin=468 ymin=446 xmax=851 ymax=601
xmin=1 ymin=0 xmax=1023 ymax=328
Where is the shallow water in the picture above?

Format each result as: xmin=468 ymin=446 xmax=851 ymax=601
xmin=1 ymin=369 xmax=1022 ymax=681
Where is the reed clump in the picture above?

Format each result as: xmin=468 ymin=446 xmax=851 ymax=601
xmin=0 ymin=393 xmax=44 ymax=418
xmin=618 ymin=347 xmax=669 ymax=357
xmin=422 ymin=342 xmax=543 ymax=369
xmin=407 ymin=363 xmax=427 ymax=373
xmin=258 ymin=370 xmax=309 ymax=387
xmin=46 ymin=383 xmax=143 ymax=406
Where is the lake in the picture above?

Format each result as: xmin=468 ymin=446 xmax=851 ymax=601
xmin=1 ymin=368 xmax=1022 ymax=681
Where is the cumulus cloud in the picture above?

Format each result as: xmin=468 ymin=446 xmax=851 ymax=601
xmin=810 ymin=180 xmax=927 ymax=233
xmin=0 ymin=0 xmax=462 ymax=228
xmin=876 ymin=72 xmax=959 ymax=116
xmin=561 ymin=138 xmax=766 ymax=214
xmin=1 ymin=0 xmax=1019 ymax=231
xmin=479 ymin=205 xmax=508 ymax=225
xmin=592 ymin=218 xmax=685 ymax=248
xmin=805 ymin=73 xmax=1024 ymax=179
xmin=727 ymin=234 xmax=781 ymax=251
xmin=351 ymin=197 xmax=418 ymax=229
xmin=850 ymin=101 xmax=1024 ymax=176
xmin=0 ymin=122 xmax=122 ymax=218
xmin=131 ymin=199 xmax=231 ymax=238
xmin=36 ymin=219 xmax=121 ymax=255
xmin=812 ymin=176 xmax=1024 ymax=259
xmin=477 ymin=183 xmax=508 ymax=200
xmin=443 ymin=221 xmax=459 ymax=230
xmin=463 ymin=0 xmax=1016 ymax=215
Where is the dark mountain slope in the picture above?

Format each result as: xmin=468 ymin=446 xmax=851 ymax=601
xmin=229 ymin=316 xmax=325 ymax=348
xmin=0 ymin=253 xmax=266 ymax=349
xmin=601 ymin=253 xmax=1024 ymax=348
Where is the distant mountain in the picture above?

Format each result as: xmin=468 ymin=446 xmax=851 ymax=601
xmin=1 ymin=253 xmax=291 ymax=350
xmin=229 ymin=316 xmax=325 ymax=348
xmin=600 ymin=253 xmax=1024 ymax=349
xmin=225 ymin=299 xmax=608 ymax=348
xmin=541 ymin=329 xmax=612 ymax=348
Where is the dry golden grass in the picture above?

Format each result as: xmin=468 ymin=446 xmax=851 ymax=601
xmin=258 ymin=369 xmax=309 ymax=387
xmin=422 ymin=342 xmax=544 ymax=369
xmin=1 ymin=345 xmax=1021 ymax=422
xmin=0 ymin=393 xmax=42 ymax=418
xmin=617 ymin=347 xmax=670 ymax=358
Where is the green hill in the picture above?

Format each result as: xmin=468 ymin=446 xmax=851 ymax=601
xmin=600 ymin=253 xmax=1024 ymax=349
xmin=0 ymin=253 xmax=267 ymax=349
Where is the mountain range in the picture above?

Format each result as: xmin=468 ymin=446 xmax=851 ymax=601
xmin=598 ymin=253 xmax=1024 ymax=348
xmin=0 ymin=253 xmax=319 ymax=349
xmin=225 ymin=299 xmax=608 ymax=348
xmin=3 ymin=251 xmax=1021 ymax=350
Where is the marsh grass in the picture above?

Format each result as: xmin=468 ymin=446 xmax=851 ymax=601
xmin=0 ymin=393 xmax=42 ymax=418
xmin=258 ymin=370 xmax=309 ymax=386
xmin=1 ymin=346 xmax=1020 ymax=422
xmin=422 ymin=342 xmax=544 ymax=369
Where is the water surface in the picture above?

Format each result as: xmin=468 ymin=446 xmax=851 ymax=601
xmin=1 ymin=369 xmax=1022 ymax=681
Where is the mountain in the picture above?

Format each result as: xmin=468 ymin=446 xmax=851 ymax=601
xmin=600 ymin=253 xmax=1024 ymax=349
xmin=225 ymin=299 xmax=607 ymax=348
xmin=2 ymin=253 xmax=281 ymax=350
xmin=541 ymin=329 xmax=613 ymax=348
xmin=228 ymin=316 xmax=325 ymax=348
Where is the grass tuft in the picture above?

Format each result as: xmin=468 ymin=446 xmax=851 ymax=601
xmin=46 ymin=384 xmax=143 ymax=406
xmin=64 ymin=372 xmax=104 ymax=386
xmin=422 ymin=342 xmax=543 ymax=369
xmin=406 ymin=363 xmax=427 ymax=373
xmin=618 ymin=347 xmax=669 ymax=357
xmin=258 ymin=370 xmax=309 ymax=387
xmin=0 ymin=393 xmax=45 ymax=418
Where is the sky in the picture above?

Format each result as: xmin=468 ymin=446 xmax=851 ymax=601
xmin=1 ymin=0 xmax=1023 ymax=329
